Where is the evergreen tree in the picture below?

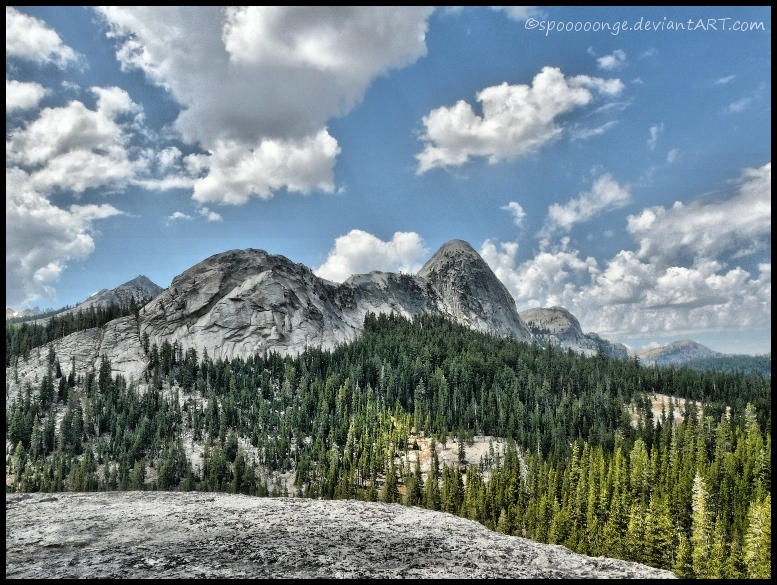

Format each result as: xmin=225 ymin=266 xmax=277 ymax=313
xmin=407 ymin=458 xmax=424 ymax=506
xmin=674 ymin=533 xmax=694 ymax=578
xmin=382 ymin=463 xmax=399 ymax=504
xmin=743 ymin=494 xmax=771 ymax=579
xmin=642 ymin=495 xmax=674 ymax=570
xmin=424 ymin=440 xmax=441 ymax=511
xmin=691 ymin=472 xmax=712 ymax=578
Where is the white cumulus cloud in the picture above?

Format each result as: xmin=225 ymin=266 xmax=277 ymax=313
xmin=479 ymin=162 xmax=771 ymax=339
xmin=315 ymin=230 xmax=429 ymax=282
xmin=198 ymin=207 xmax=222 ymax=222
xmin=491 ymin=6 xmax=541 ymax=22
xmin=6 ymin=87 xmax=140 ymax=194
xmin=5 ymin=86 xmax=144 ymax=306
xmin=167 ymin=211 xmax=192 ymax=222
xmin=6 ymin=7 xmax=79 ymax=68
xmin=416 ymin=66 xmax=624 ymax=173
xmin=6 ymin=79 xmax=47 ymax=111
xmin=6 ymin=168 xmax=123 ymax=307
xmin=666 ymin=148 xmax=681 ymax=164
xmin=96 ymin=6 xmax=433 ymax=204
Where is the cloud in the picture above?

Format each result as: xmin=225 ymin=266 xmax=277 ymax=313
xmin=97 ymin=6 xmax=433 ymax=204
xmin=198 ymin=207 xmax=222 ymax=222
xmin=167 ymin=207 xmax=221 ymax=224
xmin=416 ymin=66 xmax=624 ymax=173
xmin=6 ymin=168 xmax=123 ymax=307
xmin=570 ymin=120 xmax=619 ymax=141
xmin=168 ymin=211 xmax=192 ymax=222
xmin=480 ymin=238 xmax=598 ymax=308
xmin=481 ymin=237 xmax=770 ymax=339
xmin=647 ymin=122 xmax=663 ymax=150
xmin=6 ymin=79 xmax=47 ymax=111
xmin=666 ymin=148 xmax=681 ymax=164
xmin=315 ymin=229 xmax=429 ymax=282
xmin=480 ymin=162 xmax=771 ymax=339
xmin=714 ymin=75 xmax=736 ymax=86
xmin=5 ymin=7 xmax=79 ymax=68
xmin=627 ymin=162 xmax=771 ymax=264
xmin=727 ymin=97 xmax=752 ymax=113
xmin=6 ymin=88 xmax=139 ymax=194
xmin=545 ymin=173 xmax=631 ymax=233
xmin=597 ymin=49 xmax=626 ymax=71
xmin=501 ymin=201 xmax=527 ymax=228
xmin=190 ymin=131 xmax=341 ymax=205
xmin=491 ymin=6 xmax=541 ymax=22
xmin=5 ymin=87 xmax=145 ymax=306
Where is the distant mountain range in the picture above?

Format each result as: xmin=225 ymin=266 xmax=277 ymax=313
xmin=637 ymin=339 xmax=770 ymax=377
xmin=637 ymin=339 xmax=721 ymax=366
xmin=7 ymin=241 xmax=767 ymax=386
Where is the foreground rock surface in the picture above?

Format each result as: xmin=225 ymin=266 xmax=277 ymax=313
xmin=6 ymin=492 xmax=675 ymax=579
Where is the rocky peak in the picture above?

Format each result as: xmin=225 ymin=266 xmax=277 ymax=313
xmin=418 ymin=239 xmax=483 ymax=278
xmin=76 ymin=274 xmax=163 ymax=312
xmin=521 ymin=306 xmax=584 ymax=338
xmin=121 ymin=275 xmax=162 ymax=295
xmin=520 ymin=306 xmax=627 ymax=359
xmin=418 ymin=240 xmax=533 ymax=341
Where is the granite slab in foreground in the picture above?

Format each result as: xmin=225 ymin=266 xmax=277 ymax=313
xmin=6 ymin=492 xmax=675 ymax=579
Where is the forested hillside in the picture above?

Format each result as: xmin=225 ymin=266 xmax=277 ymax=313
xmin=5 ymin=299 xmax=148 ymax=366
xmin=679 ymin=355 xmax=771 ymax=379
xmin=5 ymin=314 xmax=771 ymax=578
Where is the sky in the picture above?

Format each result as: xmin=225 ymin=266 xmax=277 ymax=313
xmin=5 ymin=6 xmax=771 ymax=355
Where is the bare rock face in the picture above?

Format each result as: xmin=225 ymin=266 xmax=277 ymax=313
xmin=140 ymin=242 xmax=534 ymax=363
xmin=139 ymin=249 xmax=352 ymax=362
xmin=520 ymin=306 xmax=628 ymax=359
xmin=5 ymin=492 xmax=676 ymax=579
xmin=8 ymin=241 xmax=535 ymax=388
xmin=418 ymin=240 xmax=533 ymax=341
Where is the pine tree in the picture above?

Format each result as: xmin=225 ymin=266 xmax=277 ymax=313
xmin=706 ymin=517 xmax=727 ymax=578
xmin=691 ymin=472 xmax=712 ymax=578
xmin=407 ymin=458 xmax=424 ymax=506
xmin=674 ymin=533 xmax=694 ymax=578
xmin=625 ymin=503 xmax=645 ymax=564
xmin=743 ymin=494 xmax=771 ymax=579
xmin=382 ymin=463 xmax=399 ymax=504
xmin=496 ymin=507 xmax=510 ymax=534
xmin=724 ymin=536 xmax=744 ymax=579
xmin=642 ymin=495 xmax=674 ymax=570
xmin=424 ymin=441 xmax=441 ymax=511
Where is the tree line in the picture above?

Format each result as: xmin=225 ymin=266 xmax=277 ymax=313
xmin=5 ymin=298 xmax=150 ymax=366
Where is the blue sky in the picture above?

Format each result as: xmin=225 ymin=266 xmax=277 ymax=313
xmin=6 ymin=6 xmax=771 ymax=354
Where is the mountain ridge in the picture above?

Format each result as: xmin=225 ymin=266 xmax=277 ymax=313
xmin=8 ymin=240 xmax=627 ymax=388
xmin=7 ymin=275 xmax=163 ymax=324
